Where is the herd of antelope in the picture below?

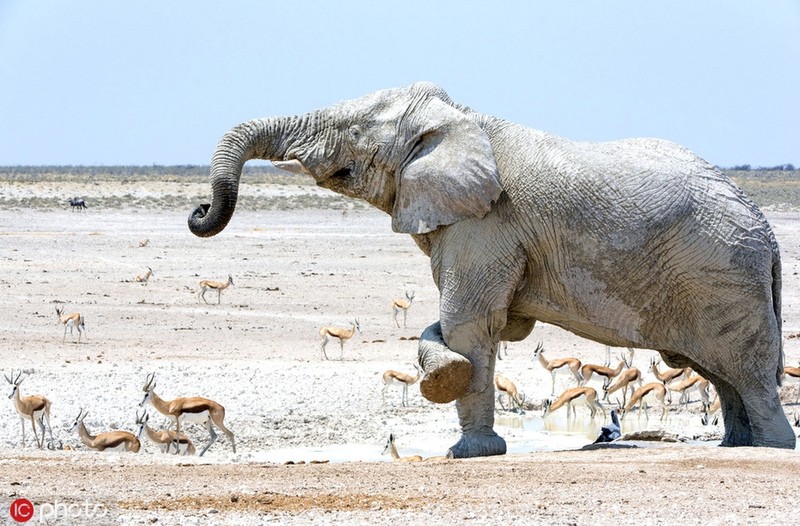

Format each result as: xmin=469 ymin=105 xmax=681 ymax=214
xmin=5 ymin=369 xmax=235 ymax=456
xmin=20 ymin=282 xmax=800 ymax=455
xmin=22 ymin=288 xmax=423 ymax=453
xmin=495 ymin=342 xmax=800 ymax=430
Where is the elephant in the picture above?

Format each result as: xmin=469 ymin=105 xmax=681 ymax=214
xmin=189 ymin=82 xmax=795 ymax=457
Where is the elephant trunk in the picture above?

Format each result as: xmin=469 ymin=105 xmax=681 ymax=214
xmin=188 ymin=115 xmax=307 ymax=238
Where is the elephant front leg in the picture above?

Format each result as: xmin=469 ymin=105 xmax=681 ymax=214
xmin=418 ymin=321 xmax=506 ymax=458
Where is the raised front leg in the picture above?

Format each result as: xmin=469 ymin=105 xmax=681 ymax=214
xmin=418 ymin=321 xmax=506 ymax=458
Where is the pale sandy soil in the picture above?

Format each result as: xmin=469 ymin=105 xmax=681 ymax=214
xmin=0 ymin=178 xmax=799 ymax=524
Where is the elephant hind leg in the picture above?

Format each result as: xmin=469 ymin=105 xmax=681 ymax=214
xmin=709 ymin=376 xmax=753 ymax=447
xmin=677 ymin=353 xmax=794 ymax=449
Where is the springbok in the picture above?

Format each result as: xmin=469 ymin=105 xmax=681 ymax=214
xmin=382 ymin=433 xmax=422 ymax=462
xmin=135 ymin=410 xmax=196 ymax=455
xmin=140 ymin=373 xmax=235 ymax=456
xmin=319 ymin=319 xmax=361 ymax=360
xmin=542 ymin=386 xmax=606 ymax=419
xmin=579 ymin=354 xmax=626 ymax=388
xmin=198 ymin=274 xmax=234 ymax=304
xmin=649 ymin=357 xmax=690 ymax=385
xmin=532 ymin=342 xmax=582 ymax=396
xmin=391 ymin=291 xmax=415 ymax=328
xmin=667 ymin=374 xmax=711 ymax=410
xmin=782 ymin=364 xmax=800 ymax=404
xmin=382 ymin=364 xmax=423 ymax=407
xmin=55 ymin=305 xmax=87 ymax=343
xmin=69 ymin=408 xmax=140 ymax=452
xmin=5 ymin=370 xmax=54 ymax=448
xmin=496 ymin=341 xmax=509 ymax=360
xmin=494 ymin=373 xmax=525 ymax=413
xmin=135 ymin=267 xmax=154 ymax=285
xmin=603 ymin=366 xmax=643 ymax=405
xmin=701 ymin=394 xmax=722 ymax=426
xmin=618 ymin=382 xmax=672 ymax=422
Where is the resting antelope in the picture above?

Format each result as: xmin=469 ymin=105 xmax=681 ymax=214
xmin=69 ymin=408 xmax=141 ymax=452
xmin=618 ymin=382 xmax=672 ymax=422
xmin=782 ymin=364 xmax=800 ymax=404
xmin=140 ymin=373 xmax=235 ymax=456
xmin=391 ymin=291 xmax=415 ymax=328
xmin=603 ymin=366 xmax=643 ymax=405
xmin=579 ymin=354 xmax=626 ymax=388
xmin=55 ymin=305 xmax=86 ymax=343
xmin=667 ymin=374 xmax=710 ymax=410
xmin=649 ymin=357 xmax=690 ymax=385
xmin=198 ymin=274 xmax=234 ymax=304
xmin=5 ymin=370 xmax=54 ymax=448
xmin=542 ymin=386 xmax=606 ymax=419
xmin=135 ymin=266 xmax=154 ymax=285
xmin=494 ymin=373 xmax=525 ymax=413
xmin=532 ymin=342 xmax=582 ymax=396
xmin=382 ymin=433 xmax=422 ymax=462
xmin=319 ymin=319 xmax=361 ymax=360
xmin=135 ymin=410 xmax=196 ymax=455
xmin=382 ymin=363 xmax=423 ymax=407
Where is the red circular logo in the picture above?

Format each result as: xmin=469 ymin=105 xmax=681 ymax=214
xmin=9 ymin=498 xmax=34 ymax=523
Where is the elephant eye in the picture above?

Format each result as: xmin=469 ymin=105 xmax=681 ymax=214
xmin=348 ymin=125 xmax=361 ymax=140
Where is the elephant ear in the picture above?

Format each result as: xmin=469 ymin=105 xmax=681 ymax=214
xmin=392 ymin=98 xmax=502 ymax=234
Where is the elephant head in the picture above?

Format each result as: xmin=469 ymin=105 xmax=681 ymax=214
xmin=188 ymin=82 xmax=503 ymax=237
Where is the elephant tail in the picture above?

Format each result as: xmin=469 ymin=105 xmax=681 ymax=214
xmin=772 ymin=240 xmax=784 ymax=386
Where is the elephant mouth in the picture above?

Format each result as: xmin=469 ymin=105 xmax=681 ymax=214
xmin=320 ymin=162 xmax=355 ymax=190
xmin=329 ymin=166 xmax=352 ymax=182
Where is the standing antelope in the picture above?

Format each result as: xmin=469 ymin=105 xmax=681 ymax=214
xmin=140 ymin=373 xmax=235 ymax=456
xmin=667 ymin=374 xmax=711 ymax=410
xmin=382 ymin=433 xmax=422 ymax=462
xmin=319 ymin=319 xmax=361 ymax=360
xmin=55 ymin=305 xmax=86 ymax=343
xmin=68 ymin=408 xmax=140 ymax=452
xmin=494 ymin=373 xmax=525 ymax=413
xmin=198 ymin=274 xmax=234 ymax=304
xmin=782 ymin=364 xmax=800 ymax=404
xmin=531 ymin=342 xmax=582 ymax=396
xmin=603 ymin=366 xmax=643 ymax=405
xmin=135 ymin=266 xmax=154 ymax=285
xmin=5 ymin=370 xmax=54 ymax=448
xmin=382 ymin=364 xmax=423 ymax=407
xmin=496 ymin=341 xmax=509 ymax=360
xmin=391 ymin=291 xmax=415 ymax=328
xmin=135 ymin=410 xmax=196 ymax=455
xmin=542 ymin=386 xmax=606 ymax=419
xmin=618 ymin=382 xmax=672 ymax=422
xmin=649 ymin=357 xmax=690 ymax=385
xmin=579 ymin=354 xmax=626 ymax=388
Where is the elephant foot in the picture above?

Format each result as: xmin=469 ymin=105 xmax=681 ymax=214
xmin=716 ymin=381 xmax=796 ymax=449
xmin=448 ymin=429 xmax=507 ymax=459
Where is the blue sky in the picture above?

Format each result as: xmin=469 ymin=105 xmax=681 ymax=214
xmin=0 ymin=1 xmax=797 ymax=167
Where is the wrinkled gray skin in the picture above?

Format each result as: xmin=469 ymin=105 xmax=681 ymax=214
xmin=189 ymin=82 xmax=795 ymax=457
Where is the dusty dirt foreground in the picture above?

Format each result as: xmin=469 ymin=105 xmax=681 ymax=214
xmin=0 ymin=177 xmax=799 ymax=525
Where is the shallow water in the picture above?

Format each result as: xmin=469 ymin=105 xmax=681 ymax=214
xmin=245 ymin=411 xmax=720 ymax=464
